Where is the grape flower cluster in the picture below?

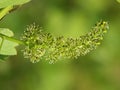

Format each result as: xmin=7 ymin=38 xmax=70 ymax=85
xmin=21 ymin=21 xmax=109 ymax=63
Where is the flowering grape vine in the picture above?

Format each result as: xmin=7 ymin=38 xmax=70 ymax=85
xmin=21 ymin=21 xmax=109 ymax=63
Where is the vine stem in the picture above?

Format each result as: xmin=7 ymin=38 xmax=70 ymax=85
xmin=0 ymin=33 xmax=25 ymax=45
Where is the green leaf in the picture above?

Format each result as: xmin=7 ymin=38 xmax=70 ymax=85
xmin=0 ymin=6 xmax=14 ymax=20
xmin=0 ymin=39 xmax=19 ymax=55
xmin=0 ymin=55 xmax=8 ymax=61
xmin=0 ymin=28 xmax=14 ymax=37
xmin=117 ymin=0 xmax=120 ymax=3
xmin=0 ymin=0 xmax=31 ymax=20
xmin=0 ymin=28 xmax=19 ymax=55
xmin=0 ymin=0 xmax=31 ymax=8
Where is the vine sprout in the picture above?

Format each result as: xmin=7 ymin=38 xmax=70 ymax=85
xmin=21 ymin=21 xmax=109 ymax=63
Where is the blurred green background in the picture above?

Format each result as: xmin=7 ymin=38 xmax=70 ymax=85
xmin=0 ymin=0 xmax=120 ymax=90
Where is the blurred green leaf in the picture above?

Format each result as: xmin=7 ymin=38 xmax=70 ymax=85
xmin=0 ymin=0 xmax=31 ymax=20
xmin=0 ymin=39 xmax=19 ymax=55
xmin=0 ymin=0 xmax=31 ymax=8
xmin=0 ymin=55 xmax=8 ymax=61
xmin=0 ymin=28 xmax=14 ymax=37
xmin=0 ymin=28 xmax=19 ymax=56
xmin=0 ymin=6 xmax=13 ymax=20
xmin=117 ymin=0 xmax=120 ymax=3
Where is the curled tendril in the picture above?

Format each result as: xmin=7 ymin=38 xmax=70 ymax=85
xmin=21 ymin=21 xmax=109 ymax=63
